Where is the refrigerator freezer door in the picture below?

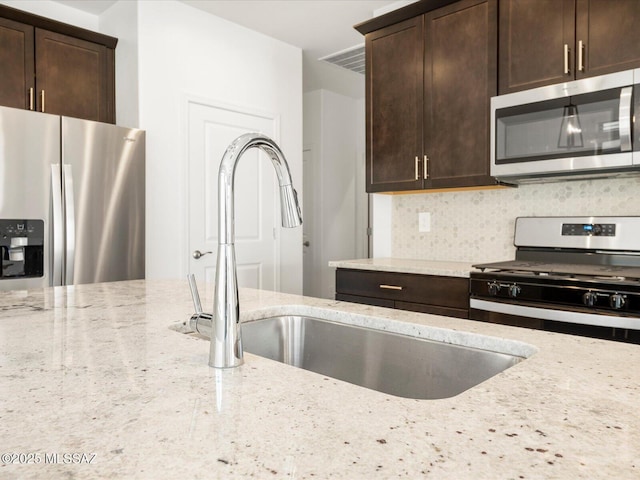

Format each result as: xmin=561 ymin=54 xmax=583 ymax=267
xmin=0 ymin=106 xmax=61 ymax=290
xmin=61 ymin=117 xmax=145 ymax=285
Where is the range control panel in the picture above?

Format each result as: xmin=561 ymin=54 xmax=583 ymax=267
xmin=562 ymin=223 xmax=616 ymax=236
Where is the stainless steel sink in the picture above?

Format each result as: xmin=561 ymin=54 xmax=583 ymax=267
xmin=241 ymin=315 xmax=525 ymax=400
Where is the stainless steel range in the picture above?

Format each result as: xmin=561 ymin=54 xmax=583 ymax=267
xmin=470 ymin=216 xmax=640 ymax=342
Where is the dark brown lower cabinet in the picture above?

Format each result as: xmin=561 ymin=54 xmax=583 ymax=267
xmin=335 ymin=268 xmax=469 ymax=319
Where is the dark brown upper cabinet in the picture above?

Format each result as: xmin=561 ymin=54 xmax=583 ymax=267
xmin=423 ymin=0 xmax=497 ymax=188
xmin=499 ymin=0 xmax=640 ymax=95
xmin=35 ymin=29 xmax=112 ymax=122
xmin=366 ymin=16 xmax=425 ymax=192
xmin=365 ymin=0 xmax=497 ymax=193
xmin=0 ymin=17 xmax=34 ymax=110
xmin=0 ymin=5 xmax=116 ymax=123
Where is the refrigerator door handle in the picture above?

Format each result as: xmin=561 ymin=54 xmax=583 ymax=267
xmin=63 ymin=164 xmax=76 ymax=285
xmin=51 ymin=164 xmax=63 ymax=286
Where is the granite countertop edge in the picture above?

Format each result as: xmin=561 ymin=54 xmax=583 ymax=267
xmin=328 ymin=257 xmax=478 ymax=278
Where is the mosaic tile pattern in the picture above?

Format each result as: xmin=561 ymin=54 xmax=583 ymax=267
xmin=392 ymin=177 xmax=640 ymax=263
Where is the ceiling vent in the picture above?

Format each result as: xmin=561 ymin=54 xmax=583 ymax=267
xmin=319 ymin=44 xmax=365 ymax=74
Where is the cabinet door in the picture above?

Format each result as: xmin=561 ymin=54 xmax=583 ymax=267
xmin=498 ymin=0 xmax=575 ymax=94
xmin=366 ymin=17 xmax=424 ymax=192
xmin=0 ymin=17 xmax=34 ymax=110
xmin=424 ymin=0 xmax=497 ymax=187
xmin=576 ymin=0 xmax=640 ymax=79
xmin=35 ymin=28 xmax=112 ymax=123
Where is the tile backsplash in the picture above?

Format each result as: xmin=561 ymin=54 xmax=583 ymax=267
xmin=392 ymin=176 xmax=640 ymax=263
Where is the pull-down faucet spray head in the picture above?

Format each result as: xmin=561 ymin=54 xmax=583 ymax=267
xmin=279 ymin=184 xmax=303 ymax=228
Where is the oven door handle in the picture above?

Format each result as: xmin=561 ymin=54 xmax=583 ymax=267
xmin=470 ymin=298 xmax=640 ymax=330
xmin=619 ymin=86 xmax=633 ymax=152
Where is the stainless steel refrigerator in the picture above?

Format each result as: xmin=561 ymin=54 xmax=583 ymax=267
xmin=0 ymin=105 xmax=145 ymax=291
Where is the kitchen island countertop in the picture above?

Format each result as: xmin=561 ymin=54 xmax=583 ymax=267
xmin=1 ymin=279 xmax=639 ymax=479
xmin=329 ymin=257 xmax=478 ymax=278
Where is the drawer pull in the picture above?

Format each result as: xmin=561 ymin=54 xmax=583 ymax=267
xmin=379 ymin=284 xmax=403 ymax=291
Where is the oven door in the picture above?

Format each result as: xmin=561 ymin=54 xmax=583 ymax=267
xmin=491 ymin=69 xmax=635 ymax=183
xmin=469 ymin=297 xmax=640 ymax=331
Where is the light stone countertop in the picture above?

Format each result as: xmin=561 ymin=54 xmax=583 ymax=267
xmin=1 ymin=279 xmax=639 ymax=479
xmin=328 ymin=258 xmax=477 ymax=278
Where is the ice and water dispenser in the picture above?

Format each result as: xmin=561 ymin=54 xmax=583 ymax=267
xmin=0 ymin=219 xmax=44 ymax=279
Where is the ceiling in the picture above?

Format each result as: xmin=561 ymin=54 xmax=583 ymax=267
xmin=56 ymin=0 xmax=393 ymax=57
xmin=54 ymin=0 xmax=411 ymax=97
xmin=180 ymin=1 xmax=390 ymax=59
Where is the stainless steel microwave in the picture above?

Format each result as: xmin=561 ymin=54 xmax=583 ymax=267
xmin=491 ymin=69 xmax=639 ymax=184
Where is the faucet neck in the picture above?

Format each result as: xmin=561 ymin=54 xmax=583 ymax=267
xmin=217 ymin=133 xmax=297 ymax=245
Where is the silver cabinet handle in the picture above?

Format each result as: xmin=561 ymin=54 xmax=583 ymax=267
xmin=414 ymin=156 xmax=420 ymax=180
xmin=423 ymin=154 xmax=429 ymax=179
xmin=563 ymin=44 xmax=570 ymax=75
xmin=192 ymin=250 xmax=212 ymax=259
xmin=40 ymin=90 xmax=45 ymax=112
xmin=63 ymin=165 xmax=75 ymax=285
xmin=578 ymin=40 xmax=584 ymax=72
xmin=29 ymin=87 xmax=34 ymax=110
xmin=50 ymin=164 xmax=63 ymax=286
xmin=379 ymin=284 xmax=403 ymax=291
xmin=619 ymin=86 xmax=633 ymax=152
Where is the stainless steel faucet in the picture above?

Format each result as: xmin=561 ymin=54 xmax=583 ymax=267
xmin=188 ymin=133 xmax=302 ymax=368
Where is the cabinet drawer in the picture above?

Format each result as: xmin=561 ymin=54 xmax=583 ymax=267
xmin=336 ymin=268 xmax=469 ymax=310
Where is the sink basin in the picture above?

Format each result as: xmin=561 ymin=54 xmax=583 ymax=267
xmin=241 ymin=315 xmax=525 ymax=400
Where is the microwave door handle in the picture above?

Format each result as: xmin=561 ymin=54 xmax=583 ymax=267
xmin=51 ymin=164 xmax=63 ymax=286
xmin=63 ymin=165 xmax=76 ymax=285
xmin=619 ymin=86 xmax=633 ymax=152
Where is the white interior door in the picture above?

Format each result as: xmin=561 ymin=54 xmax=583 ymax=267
xmin=187 ymin=100 xmax=278 ymax=294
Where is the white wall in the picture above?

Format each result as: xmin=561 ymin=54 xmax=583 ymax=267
xmin=99 ymin=0 xmax=139 ymax=128
xmin=303 ymin=53 xmax=365 ymax=100
xmin=303 ymin=89 xmax=366 ymax=298
xmin=355 ymin=97 xmax=367 ymax=257
xmin=136 ymin=0 xmax=303 ymax=292
xmin=372 ymin=194 xmax=392 ymax=257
